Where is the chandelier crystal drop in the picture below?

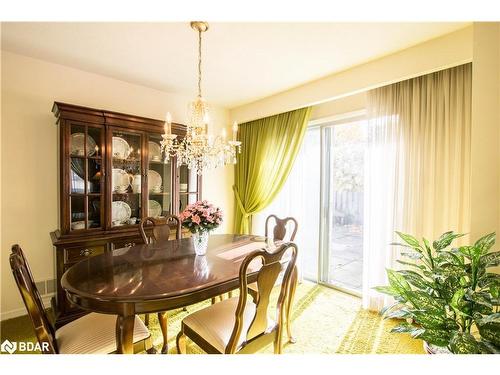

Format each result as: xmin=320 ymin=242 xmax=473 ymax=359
xmin=160 ymin=21 xmax=242 ymax=175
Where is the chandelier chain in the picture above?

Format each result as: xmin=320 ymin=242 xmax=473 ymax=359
xmin=198 ymin=30 xmax=202 ymax=98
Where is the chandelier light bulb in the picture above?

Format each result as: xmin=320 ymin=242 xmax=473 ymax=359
xmin=165 ymin=112 xmax=172 ymax=134
xmin=232 ymin=121 xmax=238 ymax=141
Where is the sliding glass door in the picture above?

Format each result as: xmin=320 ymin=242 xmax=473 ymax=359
xmin=320 ymin=119 xmax=367 ymax=293
xmin=252 ymin=114 xmax=367 ymax=294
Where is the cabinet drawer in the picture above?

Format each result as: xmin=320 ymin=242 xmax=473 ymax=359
xmin=110 ymin=237 xmax=142 ymax=250
xmin=64 ymin=245 xmax=105 ymax=264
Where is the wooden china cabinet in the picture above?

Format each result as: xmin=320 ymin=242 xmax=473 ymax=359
xmin=50 ymin=102 xmax=202 ymax=328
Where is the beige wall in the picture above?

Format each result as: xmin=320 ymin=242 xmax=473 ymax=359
xmin=0 ymin=51 xmax=233 ymax=319
xmin=470 ymin=23 xmax=500 ymax=251
xmin=230 ymin=26 xmax=473 ymax=123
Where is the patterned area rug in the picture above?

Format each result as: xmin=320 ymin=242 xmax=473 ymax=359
xmin=1 ymin=282 xmax=424 ymax=354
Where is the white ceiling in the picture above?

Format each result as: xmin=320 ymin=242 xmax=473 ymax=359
xmin=1 ymin=22 xmax=469 ymax=108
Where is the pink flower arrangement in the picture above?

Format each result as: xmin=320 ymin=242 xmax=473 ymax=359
xmin=179 ymin=200 xmax=223 ymax=234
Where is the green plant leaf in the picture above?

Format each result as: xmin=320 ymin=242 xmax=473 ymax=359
xmin=477 ymin=321 xmax=500 ymax=347
xmin=478 ymin=339 xmax=500 ymax=354
xmin=390 ymin=242 xmax=422 ymax=251
xmin=405 ymin=290 xmax=446 ymax=312
xmin=396 ymin=260 xmax=426 ymax=271
xmin=397 ymin=270 xmax=432 ymax=290
xmin=450 ymin=288 xmax=470 ymax=317
xmin=477 ymin=272 xmax=500 ymax=288
xmin=449 ymin=332 xmax=481 ymax=354
xmin=466 ymin=290 xmax=493 ymax=314
xmin=433 ymin=231 xmax=465 ymax=251
xmin=400 ymin=252 xmax=423 ymax=260
xmin=379 ymin=301 xmax=402 ymax=316
xmin=386 ymin=269 xmax=411 ymax=293
xmin=395 ymin=232 xmax=421 ymax=249
xmin=422 ymin=237 xmax=431 ymax=251
xmin=416 ymin=328 xmax=453 ymax=347
xmin=458 ymin=245 xmax=482 ymax=261
xmin=386 ymin=309 xmax=413 ymax=320
xmin=474 ymin=232 xmax=496 ymax=255
xmin=436 ymin=250 xmax=465 ymax=266
xmin=390 ymin=322 xmax=421 ymax=334
xmin=412 ymin=311 xmax=456 ymax=330
xmin=480 ymin=251 xmax=500 ymax=268
xmin=373 ymin=286 xmax=401 ymax=298
xmin=476 ymin=313 xmax=500 ymax=325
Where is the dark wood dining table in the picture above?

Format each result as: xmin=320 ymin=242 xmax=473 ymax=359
xmin=61 ymin=234 xmax=268 ymax=354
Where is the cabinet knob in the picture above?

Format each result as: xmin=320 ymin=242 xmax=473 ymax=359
xmin=80 ymin=248 xmax=93 ymax=257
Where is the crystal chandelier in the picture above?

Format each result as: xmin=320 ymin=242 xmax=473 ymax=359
xmin=161 ymin=21 xmax=241 ymax=175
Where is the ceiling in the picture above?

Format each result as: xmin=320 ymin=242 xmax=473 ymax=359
xmin=1 ymin=22 xmax=469 ymax=108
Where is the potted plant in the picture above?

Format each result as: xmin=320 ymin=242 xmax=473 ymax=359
xmin=179 ymin=200 xmax=223 ymax=256
xmin=375 ymin=231 xmax=499 ymax=354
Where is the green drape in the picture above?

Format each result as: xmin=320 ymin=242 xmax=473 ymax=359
xmin=233 ymin=107 xmax=312 ymax=234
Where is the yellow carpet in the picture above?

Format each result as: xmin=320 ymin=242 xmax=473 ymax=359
xmin=145 ymin=282 xmax=425 ymax=354
xmin=1 ymin=282 xmax=424 ymax=354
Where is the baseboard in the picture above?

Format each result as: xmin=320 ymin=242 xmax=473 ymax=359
xmin=0 ymin=293 xmax=54 ymax=321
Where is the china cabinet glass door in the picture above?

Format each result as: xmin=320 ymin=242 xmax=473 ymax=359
xmin=146 ymin=132 xmax=173 ymax=218
xmin=69 ymin=123 xmax=104 ymax=231
xmin=179 ymin=165 xmax=201 ymax=212
xmin=109 ymin=128 xmax=144 ymax=228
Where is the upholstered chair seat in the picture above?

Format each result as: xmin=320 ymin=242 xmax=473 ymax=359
xmin=182 ymin=297 xmax=276 ymax=353
xmin=56 ymin=313 xmax=150 ymax=354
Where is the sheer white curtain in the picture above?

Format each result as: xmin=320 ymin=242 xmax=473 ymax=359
xmin=363 ymin=63 xmax=472 ymax=310
xmin=252 ymin=128 xmax=321 ymax=281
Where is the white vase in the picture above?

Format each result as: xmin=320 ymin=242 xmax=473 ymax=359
xmin=192 ymin=230 xmax=209 ymax=255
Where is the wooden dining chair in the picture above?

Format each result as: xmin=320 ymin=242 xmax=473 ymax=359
xmin=176 ymin=242 xmax=298 ymax=354
xmin=139 ymin=215 xmax=182 ymax=354
xmin=139 ymin=215 xmax=182 ymax=245
xmin=9 ymin=244 xmax=154 ymax=354
xmin=248 ymin=214 xmax=299 ymax=343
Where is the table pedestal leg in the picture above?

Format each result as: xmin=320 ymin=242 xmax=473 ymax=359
xmin=116 ymin=315 xmax=135 ymax=354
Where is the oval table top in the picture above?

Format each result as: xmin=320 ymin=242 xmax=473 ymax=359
xmin=61 ymin=234 xmax=268 ymax=314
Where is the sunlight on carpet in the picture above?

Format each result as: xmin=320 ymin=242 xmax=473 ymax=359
xmin=1 ymin=282 xmax=424 ymax=354
xmin=145 ymin=282 xmax=424 ymax=354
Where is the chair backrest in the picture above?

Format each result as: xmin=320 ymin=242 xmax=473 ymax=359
xmin=226 ymin=242 xmax=298 ymax=353
xmin=9 ymin=245 xmax=58 ymax=354
xmin=264 ymin=214 xmax=298 ymax=242
xmin=139 ymin=215 xmax=181 ymax=244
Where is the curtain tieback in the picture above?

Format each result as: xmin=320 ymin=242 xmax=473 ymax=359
xmin=232 ymin=185 xmax=251 ymax=218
